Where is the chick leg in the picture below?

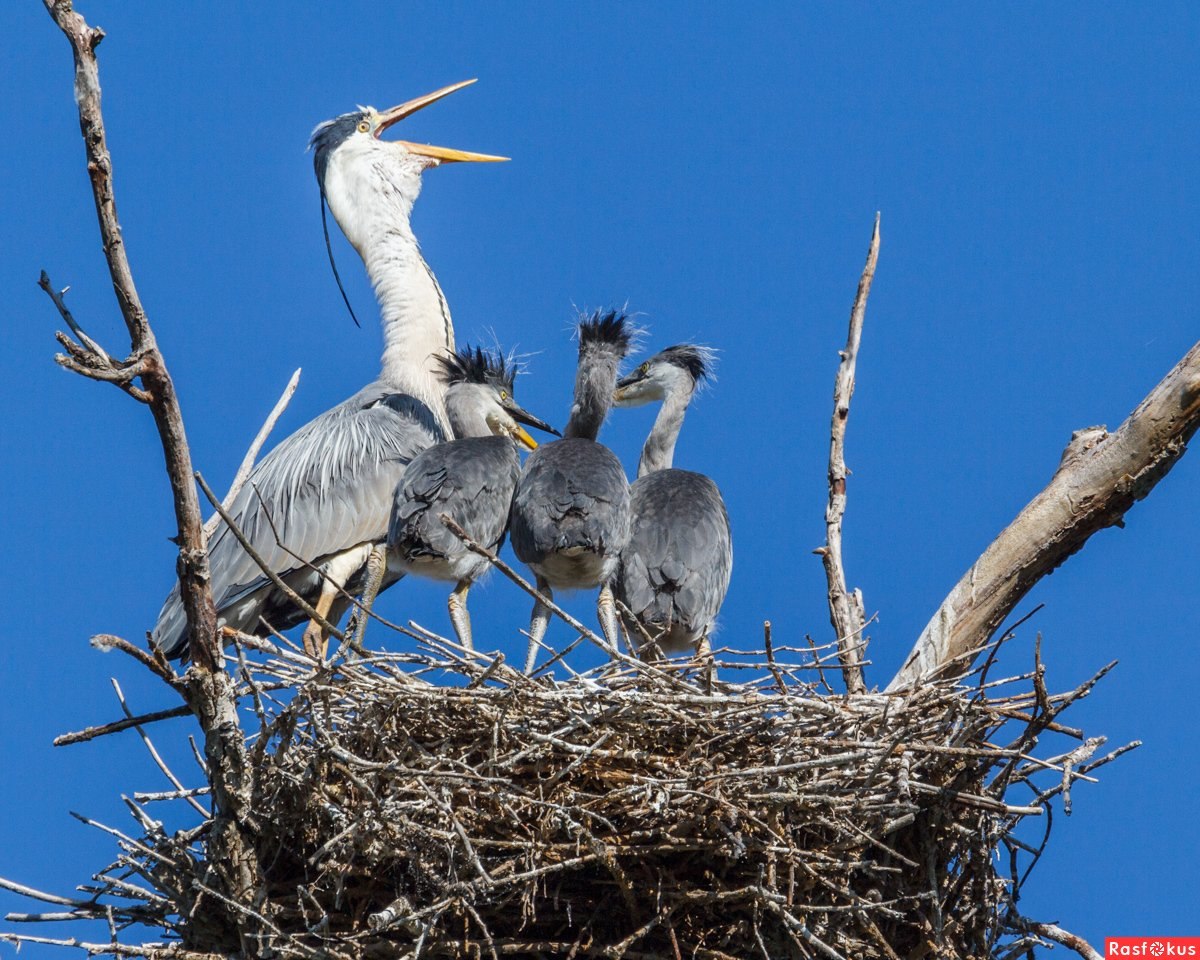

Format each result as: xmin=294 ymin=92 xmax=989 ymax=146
xmin=350 ymin=544 xmax=388 ymax=653
xmin=524 ymin=577 xmax=553 ymax=675
xmin=597 ymin=583 xmax=621 ymax=661
xmin=448 ymin=579 xmax=474 ymax=652
xmin=697 ymin=631 xmax=715 ymax=693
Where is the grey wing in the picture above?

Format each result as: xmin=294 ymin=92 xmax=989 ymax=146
xmin=390 ymin=437 xmax=519 ymax=560
xmin=619 ymin=470 xmax=732 ymax=633
xmin=509 ymin=438 xmax=630 ymax=564
xmin=153 ymin=384 xmax=443 ymax=656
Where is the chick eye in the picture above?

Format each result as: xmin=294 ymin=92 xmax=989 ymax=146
xmin=357 ymin=119 xmax=371 ymax=133
xmin=500 ymin=390 xmax=509 ymax=401
xmin=638 ymin=363 xmax=650 ymax=376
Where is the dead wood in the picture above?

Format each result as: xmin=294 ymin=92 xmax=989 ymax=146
xmin=41 ymin=2 xmax=264 ymax=951
xmin=889 ymin=337 xmax=1200 ymax=690
xmin=816 ymin=214 xmax=880 ymax=694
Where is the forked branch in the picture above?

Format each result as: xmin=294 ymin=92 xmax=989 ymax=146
xmin=43 ymin=0 xmax=263 ymax=944
xmin=43 ymin=0 xmax=218 ymax=671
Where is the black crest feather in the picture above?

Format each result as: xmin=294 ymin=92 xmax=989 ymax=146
xmin=436 ymin=346 xmax=516 ymax=392
xmin=577 ymin=309 xmax=633 ymax=359
xmin=656 ymin=344 xmax=712 ymax=384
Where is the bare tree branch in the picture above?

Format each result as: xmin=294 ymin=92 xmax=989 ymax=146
xmin=54 ymin=704 xmax=192 ymax=747
xmin=203 ymin=367 xmax=302 ymax=540
xmin=889 ymin=338 xmax=1200 ymax=690
xmin=1008 ymin=916 xmax=1103 ymax=960
xmin=43 ymin=1 xmax=264 ymax=944
xmin=41 ymin=273 xmax=151 ymax=402
xmin=816 ymin=214 xmax=879 ymax=695
xmin=42 ymin=0 xmax=218 ymax=672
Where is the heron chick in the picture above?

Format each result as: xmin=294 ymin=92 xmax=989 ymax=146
xmin=509 ymin=311 xmax=635 ymax=673
xmin=612 ymin=344 xmax=732 ymax=660
xmin=153 ymin=81 xmax=504 ymax=661
xmin=383 ymin=347 xmax=559 ymax=651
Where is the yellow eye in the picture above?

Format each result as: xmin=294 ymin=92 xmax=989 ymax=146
xmin=357 ymin=119 xmax=370 ymax=133
xmin=500 ymin=390 xmax=509 ymax=400
xmin=638 ymin=363 xmax=649 ymax=376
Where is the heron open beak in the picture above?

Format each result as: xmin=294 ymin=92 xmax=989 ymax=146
xmin=375 ymin=80 xmax=509 ymax=164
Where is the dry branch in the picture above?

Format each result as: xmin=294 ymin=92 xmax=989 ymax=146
xmin=42 ymin=1 xmax=219 ymax=671
xmin=42 ymin=2 xmax=263 ymax=950
xmin=817 ymin=214 xmax=880 ymax=695
xmin=889 ymin=337 xmax=1200 ymax=690
xmin=203 ymin=368 xmax=301 ymax=540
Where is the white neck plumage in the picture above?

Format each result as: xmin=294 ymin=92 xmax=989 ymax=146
xmin=359 ymin=220 xmax=455 ymax=434
xmin=323 ymin=143 xmax=456 ymax=435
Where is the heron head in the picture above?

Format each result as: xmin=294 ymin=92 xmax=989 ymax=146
xmin=438 ymin=346 xmax=560 ymax=450
xmin=310 ymin=80 xmax=507 ymax=247
xmin=613 ymin=344 xmax=714 ymax=407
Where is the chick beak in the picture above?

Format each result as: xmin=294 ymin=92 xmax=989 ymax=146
xmin=505 ymin=400 xmax=560 ymax=450
xmin=374 ymin=79 xmax=509 ymax=164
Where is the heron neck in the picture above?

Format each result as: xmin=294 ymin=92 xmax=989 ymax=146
xmin=638 ymin=389 xmax=692 ymax=477
xmin=444 ymin=390 xmax=491 ymax=440
xmin=564 ymin=354 xmax=621 ymax=441
xmin=363 ymin=223 xmax=455 ymax=431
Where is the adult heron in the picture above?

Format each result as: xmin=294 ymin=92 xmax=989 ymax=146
xmin=612 ymin=345 xmax=732 ymax=659
xmin=152 ymin=81 xmax=506 ymax=659
xmin=384 ymin=347 xmax=558 ymax=651
xmin=509 ymin=310 xmax=634 ymax=674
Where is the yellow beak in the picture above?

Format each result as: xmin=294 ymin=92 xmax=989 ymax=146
xmin=512 ymin=425 xmax=538 ymax=451
xmin=375 ymin=80 xmax=509 ymax=164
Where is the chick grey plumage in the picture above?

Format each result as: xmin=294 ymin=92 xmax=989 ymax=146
xmin=386 ymin=348 xmax=558 ymax=650
xmin=613 ymin=345 xmax=732 ymax=658
xmin=152 ymin=82 xmax=504 ymax=660
xmin=509 ymin=311 xmax=634 ymax=673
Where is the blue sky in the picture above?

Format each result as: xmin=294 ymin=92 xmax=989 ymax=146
xmin=2 ymin=2 xmax=1198 ymax=953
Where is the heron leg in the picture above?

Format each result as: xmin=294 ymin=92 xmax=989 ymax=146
xmin=448 ymin=580 xmax=473 ymax=652
xmin=697 ymin=632 xmax=715 ymax=693
xmin=524 ymin=577 xmax=553 ymax=675
xmin=351 ymin=545 xmax=388 ymax=654
xmin=302 ymin=544 xmax=372 ymax=659
xmin=302 ymin=588 xmax=337 ymax=660
xmin=597 ymin=584 xmax=621 ymax=661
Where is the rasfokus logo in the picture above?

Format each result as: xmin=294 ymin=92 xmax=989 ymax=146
xmin=1107 ymin=939 xmax=1200 ymax=957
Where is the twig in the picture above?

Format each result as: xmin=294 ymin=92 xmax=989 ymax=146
xmin=203 ymin=368 xmax=301 ymax=539
xmin=195 ymin=471 xmax=344 ymax=645
xmin=111 ymin=678 xmax=209 ymax=819
xmin=54 ymin=704 xmax=192 ymax=747
xmin=818 ymin=213 xmax=880 ymax=696
xmin=1008 ymin=916 xmax=1102 ymax=960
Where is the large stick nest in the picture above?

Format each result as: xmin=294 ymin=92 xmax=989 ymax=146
xmin=20 ymin=630 xmax=1120 ymax=960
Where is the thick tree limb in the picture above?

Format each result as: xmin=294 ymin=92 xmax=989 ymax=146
xmin=44 ymin=1 xmax=264 ymax=946
xmin=43 ymin=1 xmax=218 ymax=672
xmin=816 ymin=214 xmax=879 ymax=695
xmin=889 ymin=338 xmax=1200 ymax=691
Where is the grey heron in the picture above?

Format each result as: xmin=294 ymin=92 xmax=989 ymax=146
xmin=509 ymin=310 xmax=634 ymax=673
xmin=385 ymin=346 xmax=559 ymax=651
xmin=153 ymin=81 xmax=505 ymax=660
xmin=612 ymin=345 xmax=731 ymax=659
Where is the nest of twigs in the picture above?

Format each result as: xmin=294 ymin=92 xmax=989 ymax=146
xmin=6 ymin=627 xmax=1129 ymax=960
